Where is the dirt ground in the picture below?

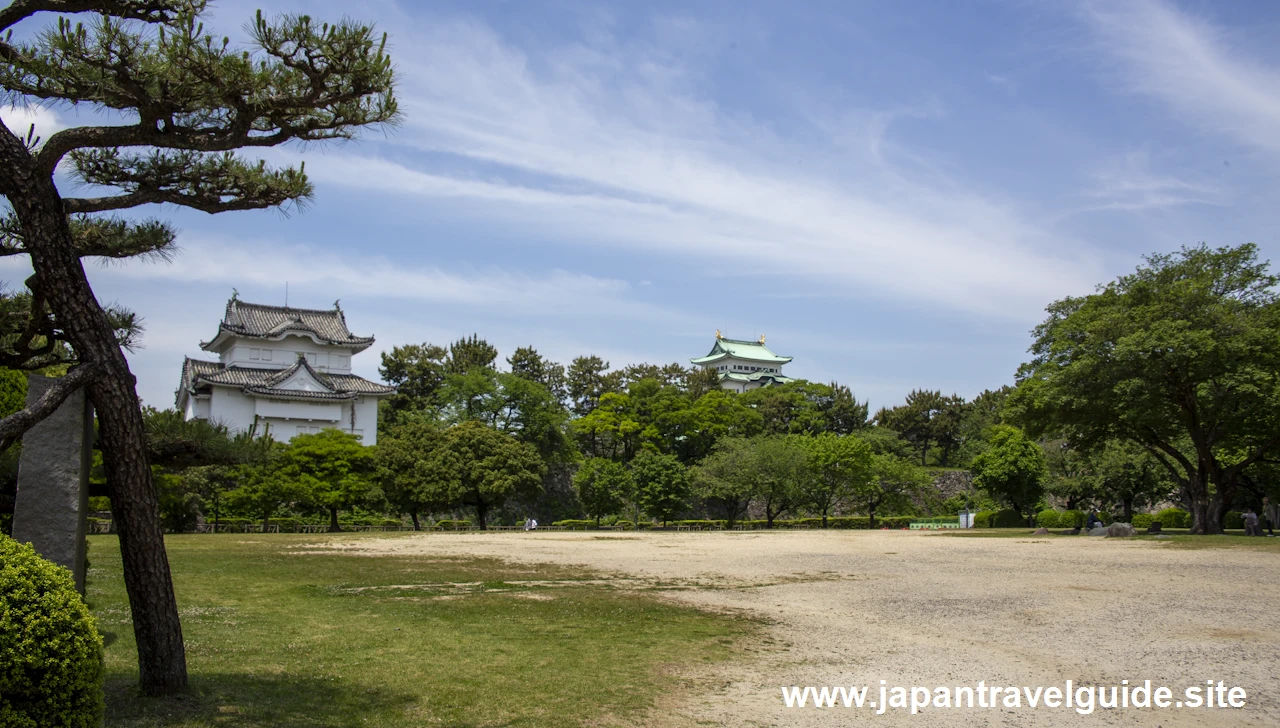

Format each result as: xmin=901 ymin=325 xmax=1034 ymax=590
xmin=308 ymin=530 xmax=1279 ymax=727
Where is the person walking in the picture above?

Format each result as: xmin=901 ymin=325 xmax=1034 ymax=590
xmin=1242 ymin=508 xmax=1260 ymax=537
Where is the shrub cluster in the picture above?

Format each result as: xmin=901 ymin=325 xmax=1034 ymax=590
xmin=1035 ymin=510 xmax=1086 ymax=529
xmin=1155 ymin=508 xmax=1190 ymax=528
xmin=0 ymin=535 xmax=104 ymax=728
xmin=1131 ymin=513 xmax=1154 ymax=529
xmin=432 ymin=519 xmax=471 ymax=530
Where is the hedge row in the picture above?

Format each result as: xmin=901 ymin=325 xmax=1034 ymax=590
xmin=550 ymin=517 xmax=917 ymax=530
xmin=1035 ymin=510 xmax=1085 ymax=529
xmin=1033 ymin=508 xmax=1245 ymax=531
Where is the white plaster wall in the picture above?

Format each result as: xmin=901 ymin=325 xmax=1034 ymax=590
xmin=352 ymin=397 xmax=380 ymax=446
xmin=254 ymin=398 xmax=341 ymax=422
xmin=208 ymin=388 xmax=256 ymax=434
xmin=192 ymin=397 xmax=211 ymax=419
xmin=220 ymin=334 xmax=354 ymax=373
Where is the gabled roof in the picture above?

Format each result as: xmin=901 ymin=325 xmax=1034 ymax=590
xmin=200 ymin=299 xmax=375 ymax=353
xmin=690 ymin=336 xmax=792 ymax=365
xmin=178 ymin=356 xmax=395 ymax=406
xmin=721 ymin=371 xmax=794 ymax=384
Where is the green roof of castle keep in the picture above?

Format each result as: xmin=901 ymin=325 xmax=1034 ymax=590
xmin=690 ymin=337 xmax=793 ymax=365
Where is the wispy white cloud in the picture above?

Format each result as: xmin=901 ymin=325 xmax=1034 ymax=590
xmin=280 ymin=15 xmax=1105 ymax=321
xmin=98 ymin=234 xmax=682 ymax=321
xmin=1081 ymin=149 xmax=1222 ymax=212
xmin=1080 ymin=0 xmax=1280 ymax=154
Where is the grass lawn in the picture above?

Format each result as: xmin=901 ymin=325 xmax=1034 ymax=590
xmin=87 ymin=533 xmax=753 ymax=727
xmin=934 ymin=528 xmax=1280 ymax=550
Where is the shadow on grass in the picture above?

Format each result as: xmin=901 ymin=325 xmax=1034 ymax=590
xmin=105 ymin=673 xmax=418 ymax=727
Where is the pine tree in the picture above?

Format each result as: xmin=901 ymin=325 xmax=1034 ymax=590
xmin=0 ymin=1 xmax=397 ymax=693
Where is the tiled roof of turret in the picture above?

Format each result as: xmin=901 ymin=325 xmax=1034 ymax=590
xmin=720 ymin=371 xmax=794 ymax=384
xmin=691 ymin=336 xmax=792 ymax=365
xmin=178 ymin=357 xmax=395 ymax=405
xmin=200 ymin=299 xmax=375 ymax=352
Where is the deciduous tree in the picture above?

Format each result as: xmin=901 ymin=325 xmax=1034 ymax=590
xmin=1012 ymin=244 xmax=1280 ymax=533
xmin=282 ymin=429 xmax=376 ymax=532
xmin=630 ymin=450 xmax=689 ymax=526
xmin=573 ymin=457 xmax=631 ymax=526
xmin=800 ymin=433 xmax=874 ymax=527
xmin=969 ymin=425 xmax=1046 ymax=525
xmin=435 ymin=421 xmax=544 ymax=529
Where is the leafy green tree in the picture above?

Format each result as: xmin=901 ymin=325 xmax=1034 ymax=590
xmin=225 ymin=462 xmax=307 ymax=531
xmin=682 ymin=365 xmax=722 ymax=399
xmin=740 ymin=381 xmax=855 ymax=436
xmin=379 ymin=342 xmax=448 ymax=417
xmin=567 ymin=355 xmax=622 ymax=416
xmin=436 ymin=421 xmax=544 ymax=529
xmin=573 ymin=458 xmax=632 ymax=526
xmin=630 ymin=450 xmax=690 ymax=526
xmin=282 ymin=429 xmax=376 ymax=532
xmin=713 ymin=435 xmax=808 ymax=528
xmin=969 ymin=425 xmax=1047 ymax=525
xmin=507 ymin=346 xmax=568 ymax=403
xmin=1012 ymin=244 xmax=1280 ymax=533
xmin=955 ymin=386 xmax=1011 ymax=466
xmin=679 ymin=388 xmax=762 ymax=462
xmin=800 ymin=433 xmax=874 ymax=527
xmin=929 ymin=394 xmax=968 ymax=467
xmin=692 ymin=440 xmax=755 ymax=527
xmin=1042 ymin=439 xmax=1101 ymax=511
xmin=446 ymin=334 xmax=498 ymax=375
xmin=438 ymin=369 xmax=572 ymax=464
xmin=824 ymin=382 xmax=870 ymax=435
xmin=875 ymin=389 xmax=955 ymax=466
xmin=1092 ymin=440 xmax=1172 ymax=523
xmin=857 ymin=454 xmax=931 ymax=529
xmin=376 ymin=421 xmax=452 ymax=530
xmin=0 ymin=0 xmax=396 ymax=692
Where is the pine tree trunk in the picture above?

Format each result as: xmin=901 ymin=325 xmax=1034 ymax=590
xmin=328 ymin=507 xmax=341 ymax=532
xmin=410 ymin=511 xmax=421 ymax=531
xmin=476 ymin=501 xmax=488 ymax=530
xmin=1 ymin=140 xmax=187 ymax=695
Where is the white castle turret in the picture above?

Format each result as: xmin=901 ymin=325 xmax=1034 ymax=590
xmin=176 ymin=297 xmax=395 ymax=444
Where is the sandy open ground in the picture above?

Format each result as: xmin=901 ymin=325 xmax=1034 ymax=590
xmin=309 ymin=531 xmax=1278 ymax=727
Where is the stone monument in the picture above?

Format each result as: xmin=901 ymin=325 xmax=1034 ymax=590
xmin=11 ymin=374 xmax=94 ymax=593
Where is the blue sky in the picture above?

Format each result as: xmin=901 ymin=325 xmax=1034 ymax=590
xmin=3 ymin=0 xmax=1279 ymax=412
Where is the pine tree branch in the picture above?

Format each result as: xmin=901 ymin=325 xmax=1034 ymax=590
xmin=62 ymin=148 xmax=311 ymax=214
xmin=0 ymin=361 xmax=100 ymax=451
xmin=0 ymin=10 xmax=398 ymax=175
xmin=0 ymin=1 xmax=199 ymax=32
xmin=1 ymin=211 xmax=178 ymax=259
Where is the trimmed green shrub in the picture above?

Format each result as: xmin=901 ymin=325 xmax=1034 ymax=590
xmin=0 ymin=535 xmax=104 ymax=728
xmin=1156 ymin=508 xmax=1189 ymax=529
xmin=1224 ymin=511 xmax=1244 ymax=530
xmin=1036 ymin=510 xmax=1060 ymax=528
xmin=1060 ymin=510 xmax=1085 ymax=529
xmin=432 ymin=519 xmax=471 ymax=530
xmin=552 ymin=520 xmax=595 ymax=530
xmin=1131 ymin=513 xmax=1154 ymax=529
